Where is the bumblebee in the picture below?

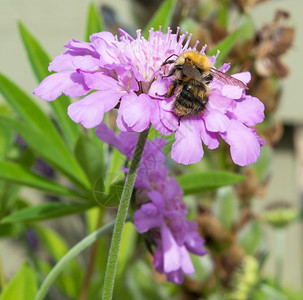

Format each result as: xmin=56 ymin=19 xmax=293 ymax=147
xmin=161 ymin=51 xmax=248 ymax=122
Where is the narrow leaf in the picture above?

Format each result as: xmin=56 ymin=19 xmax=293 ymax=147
xmin=0 ymin=264 xmax=37 ymax=300
xmin=85 ymin=3 xmax=104 ymax=42
xmin=75 ymin=134 xmax=105 ymax=201
xmin=142 ymin=0 xmax=176 ymax=38
xmin=0 ymin=161 xmax=84 ymax=199
xmin=2 ymin=202 xmax=94 ymax=223
xmin=18 ymin=22 xmax=80 ymax=147
xmin=0 ymin=116 xmax=90 ymax=190
xmin=177 ymin=171 xmax=245 ymax=195
xmin=238 ymin=221 xmax=263 ymax=255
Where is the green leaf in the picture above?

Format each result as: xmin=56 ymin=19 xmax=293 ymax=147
xmin=103 ymin=180 xmax=124 ymax=207
xmin=18 ymin=22 xmax=80 ymax=147
xmin=0 ymin=121 xmax=13 ymax=159
xmin=85 ymin=3 xmax=104 ymax=42
xmin=0 ymin=160 xmax=84 ymax=199
xmin=142 ymin=0 xmax=176 ymax=38
xmin=238 ymin=221 xmax=263 ymax=255
xmin=75 ymin=134 xmax=105 ymax=201
xmin=35 ymin=226 xmax=83 ymax=298
xmin=214 ymin=187 xmax=239 ymax=230
xmin=2 ymin=202 xmax=94 ymax=223
xmin=117 ymin=222 xmax=137 ymax=280
xmin=0 ymin=263 xmax=37 ymax=300
xmin=177 ymin=171 xmax=246 ymax=195
xmin=0 ymin=116 xmax=90 ymax=190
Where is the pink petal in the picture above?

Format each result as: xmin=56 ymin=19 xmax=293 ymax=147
xmin=200 ymin=120 xmax=220 ymax=149
xmin=180 ymin=245 xmax=195 ymax=274
xmin=33 ymin=71 xmax=89 ymax=101
xmin=203 ymin=108 xmax=230 ymax=132
xmin=161 ymin=225 xmax=181 ymax=273
xmin=68 ymin=90 xmax=120 ymax=128
xmin=134 ymin=203 xmax=163 ymax=233
xmin=172 ymin=118 xmax=204 ymax=165
xmin=120 ymin=93 xmax=153 ymax=132
xmin=81 ymin=71 xmax=122 ymax=91
xmin=221 ymin=120 xmax=261 ymax=166
xmin=233 ymin=95 xmax=265 ymax=126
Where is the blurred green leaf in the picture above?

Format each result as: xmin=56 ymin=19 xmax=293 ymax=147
xmin=238 ymin=221 xmax=263 ymax=255
xmin=75 ymin=134 xmax=105 ymax=201
xmin=251 ymin=145 xmax=272 ymax=182
xmin=0 ymin=160 xmax=84 ymax=199
xmin=0 ymin=122 xmax=13 ymax=159
xmin=0 ymin=263 xmax=37 ymax=300
xmin=0 ymin=223 xmax=23 ymax=237
xmin=124 ymin=261 xmax=171 ymax=300
xmin=0 ymin=116 xmax=90 ymax=190
xmin=117 ymin=222 xmax=137 ymax=280
xmin=2 ymin=202 xmax=94 ymax=223
xmin=35 ymin=226 xmax=83 ymax=298
xmin=18 ymin=22 xmax=80 ymax=147
xmin=253 ymin=282 xmax=290 ymax=300
xmin=102 ymin=180 xmax=124 ymax=207
xmin=177 ymin=171 xmax=245 ymax=195
xmin=85 ymin=3 xmax=104 ymax=42
xmin=142 ymin=0 xmax=176 ymax=38
xmin=214 ymin=187 xmax=239 ymax=230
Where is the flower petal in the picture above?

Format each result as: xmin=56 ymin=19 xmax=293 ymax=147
xmin=134 ymin=203 xmax=164 ymax=233
xmin=120 ymin=93 xmax=153 ymax=132
xmin=33 ymin=71 xmax=89 ymax=101
xmin=161 ymin=225 xmax=181 ymax=273
xmin=172 ymin=118 xmax=204 ymax=165
xmin=221 ymin=120 xmax=261 ymax=166
xmin=233 ymin=95 xmax=265 ymax=126
xmin=203 ymin=108 xmax=230 ymax=132
xmin=68 ymin=90 xmax=120 ymax=128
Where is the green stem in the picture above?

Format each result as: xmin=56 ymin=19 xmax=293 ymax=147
xmin=275 ymin=228 xmax=285 ymax=286
xmin=0 ymin=252 xmax=6 ymax=289
xmin=102 ymin=128 xmax=150 ymax=300
xmin=34 ymin=219 xmax=117 ymax=300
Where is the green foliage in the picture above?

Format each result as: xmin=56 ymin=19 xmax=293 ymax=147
xmin=0 ymin=161 xmax=84 ymax=199
xmin=142 ymin=0 xmax=176 ymax=38
xmin=238 ymin=221 xmax=263 ymax=255
xmin=18 ymin=22 xmax=80 ymax=147
xmin=0 ymin=264 xmax=37 ymax=300
xmin=177 ymin=171 xmax=246 ymax=195
xmin=85 ymin=3 xmax=104 ymax=42
xmin=2 ymin=202 xmax=95 ymax=223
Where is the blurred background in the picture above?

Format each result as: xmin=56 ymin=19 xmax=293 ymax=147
xmin=0 ymin=0 xmax=302 ymax=298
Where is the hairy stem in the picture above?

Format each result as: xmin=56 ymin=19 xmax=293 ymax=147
xmin=102 ymin=128 xmax=150 ymax=300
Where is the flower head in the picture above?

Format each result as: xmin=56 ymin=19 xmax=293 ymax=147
xmin=96 ymin=123 xmax=206 ymax=284
xmin=34 ymin=28 xmax=265 ymax=166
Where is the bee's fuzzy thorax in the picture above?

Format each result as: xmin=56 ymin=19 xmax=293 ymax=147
xmin=177 ymin=51 xmax=212 ymax=71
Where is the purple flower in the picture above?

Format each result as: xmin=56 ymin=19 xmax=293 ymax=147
xmin=34 ymin=28 xmax=265 ymax=166
xmin=96 ymin=123 xmax=206 ymax=284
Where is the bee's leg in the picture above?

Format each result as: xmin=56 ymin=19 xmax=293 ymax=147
xmin=162 ymin=65 xmax=183 ymax=78
xmin=156 ymin=79 xmax=179 ymax=97
xmin=203 ymin=73 xmax=213 ymax=84
xmin=178 ymin=116 xmax=182 ymax=126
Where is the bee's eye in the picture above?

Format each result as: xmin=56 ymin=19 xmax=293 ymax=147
xmin=185 ymin=84 xmax=192 ymax=91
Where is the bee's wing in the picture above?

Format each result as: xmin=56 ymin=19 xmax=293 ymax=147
xmin=210 ymin=68 xmax=249 ymax=90
xmin=183 ymin=62 xmax=202 ymax=80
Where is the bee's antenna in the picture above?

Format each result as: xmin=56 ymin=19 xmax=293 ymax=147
xmin=162 ymin=53 xmax=178 ymax=66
